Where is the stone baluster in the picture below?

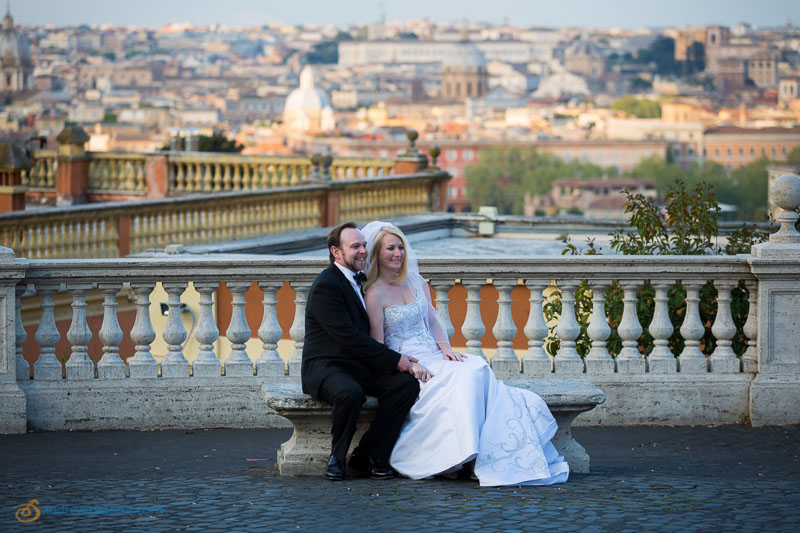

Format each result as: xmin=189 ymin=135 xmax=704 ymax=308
xmin=522 ymin=280 xmax=551 ymax=375
xmin=15 ymin=284 xmax=29 ymax=381
xmin=33 ymin=283 xmax=62 ymax=380
xmin=224 ymin=281 xmax=254 ymax=376
xmin=491 ymin=279 xmax=519 ymax=377
xmin=710 ymin=280 xmax=739 ymax=373
xmin=585 ymin=281 xmax=615 ymax=374
xmin=288 ymin=281 xmax=312 ymax=377
xmin=65 ymin=283 xmax=94 ymax=379
xmin=161 ymin=282 xmax=190 ymax=378
xmin=256 ymin=281 xmax=286 ymax=377
xmin=741 ymin=280 xmax=758 ymax=373
xmin=461 ymin=280 xmax=487 ymax=361
xmin=97 ymin=282 xmax=126 ymax=379
xmin=192 ymin=282 xmax=221 ymax=377
xmin=648 ymin=281 xmax=677 ymax=374
xmin=616 ymin=282 xmax=645 ymax=373
xmin=554 ymin=280 xmax=583 ymax=374
xmin=678 ymin=281 xmax=708 ymax=373
xmin=430 ymin=280 xmax=455 ymax=339
xmin=128 ymin=282 xmax=158 ymax=378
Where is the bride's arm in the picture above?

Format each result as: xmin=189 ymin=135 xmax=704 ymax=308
xmin=421 ymin=276 xmax=465 ymax=362
xmin=365 ymin=288 xmax=385 ymax=343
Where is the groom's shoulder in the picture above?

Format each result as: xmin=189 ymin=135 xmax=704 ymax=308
xmin=312 ymin=264 xmax=341 ymax=287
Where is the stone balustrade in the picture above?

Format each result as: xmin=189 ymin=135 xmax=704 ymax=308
xmin=88 ymin=153 xmax=147 ymax=192
xmin=167 ymin=153 xmax=394 ymax=193
xmin=20 ymin=150 xmax=57 ymax=189
xmin=0 ymin=251 xmax=782 ymax=432
xmin=0 ymin=171 xmax=449 ymax=259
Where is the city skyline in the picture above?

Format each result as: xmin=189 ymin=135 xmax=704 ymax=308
xmin=12 ymin=0 xmax=799 ymax=29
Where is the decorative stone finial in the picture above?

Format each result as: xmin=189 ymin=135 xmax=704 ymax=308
xmin=321 ymin=155 xmax=333 ymax=180
xmin=405 ymin=129 xmax=419 ymax=156
xmin=428 ymin=145 xmax=441 ymax=169
xmin=768 ymin=174 xmax=800 ymax=244
xmin=0 ymin=144 xmax=31 ymax=172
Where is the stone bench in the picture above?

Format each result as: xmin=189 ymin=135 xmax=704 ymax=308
xmin=262 ymin=378 xmax=605 ymax=476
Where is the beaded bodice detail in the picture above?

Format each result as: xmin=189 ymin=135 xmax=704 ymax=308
xmin=383 ymin=297 xmax=439 ymax=356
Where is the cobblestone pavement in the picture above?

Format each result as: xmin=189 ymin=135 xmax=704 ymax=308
xmin=2 ymin=426 xmax=799 ymax=532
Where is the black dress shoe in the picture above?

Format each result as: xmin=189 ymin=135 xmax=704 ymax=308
xmin=324 ymin=455 xmax=346 ymax=481
xmin=349 ymin=450 xmax=396 ymax=480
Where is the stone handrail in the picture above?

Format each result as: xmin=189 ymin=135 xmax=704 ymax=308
xmin=0 ymin=171 xmax=449 ymax=259
xmin=166 ymin=153 xmax=394 ymax=193
xmin=88 ymin=153 xmax=147 ymax=192
xmin=20 ymin=150 xmax=57 ymax=188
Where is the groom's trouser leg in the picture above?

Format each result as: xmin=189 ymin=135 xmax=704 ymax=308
xmin=359 ymin=371 xmax=420 ymax=461
xmin=318 ymin=372 xmax=365 ymax=464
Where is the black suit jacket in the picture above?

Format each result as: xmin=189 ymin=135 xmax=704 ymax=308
xmin=301 ymin=264 xmax=402 ymax=399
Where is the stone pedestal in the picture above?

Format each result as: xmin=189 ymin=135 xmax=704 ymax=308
xmin=0 ymin=144 xmax=30 ymax=212
xmin=55 ymin=125 xmax=90 ymax=206
xmin=749 ymin=174 xmax=800 ymax=426
xmin=0 ymin=246 xmax=27 ymax=433
xmin=145 ymin=153 xmax=169 ymax=199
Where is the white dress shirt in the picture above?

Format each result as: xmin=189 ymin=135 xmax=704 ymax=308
xmin=333 ymin=262 xmax=366 ymax=309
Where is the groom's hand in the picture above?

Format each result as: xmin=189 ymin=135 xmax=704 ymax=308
xmin=396 ymin=355 xmax=418 ymax=373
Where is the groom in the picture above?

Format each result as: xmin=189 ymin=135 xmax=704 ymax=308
xmin=302 ymin=221 xmax=420 ymax=481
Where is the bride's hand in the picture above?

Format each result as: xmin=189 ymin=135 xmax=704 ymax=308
xmin=442 ymin=348 xmax=466 ymax=362
xmin=410 ymin=362 xmax=433 ymax=382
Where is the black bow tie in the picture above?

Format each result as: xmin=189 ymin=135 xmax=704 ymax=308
xmin=354 ymin=271 xmax=367 ymax=287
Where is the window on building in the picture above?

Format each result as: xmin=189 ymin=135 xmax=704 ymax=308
xmin=445 ymin=150 xmax=458 ymax=161
xmin=714 ymin=147 xmax=720 ymax=156
xmin=447 ymin=185 xmax=457 ymax=199
xmin=727 ymin=147 xmax=732 ymax=156
xmin=462 ymin=149 xmax=474 ymax=161
xmin=447 ymin=166 xmax=458 ymax=178
xmin=782 ymin=146 xmax=787 ymax=154
xmin=738 ymin=147 xmax=744 ymax=155
xmin=750 ymin=146 xmax=755 ymax=155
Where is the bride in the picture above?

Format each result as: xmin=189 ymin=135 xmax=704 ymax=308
xmin=361 ymin=221 xmax=569 ymax=487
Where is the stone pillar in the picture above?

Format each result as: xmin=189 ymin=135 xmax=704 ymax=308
xmin=393 ymin=130 xmax=428 ymax=175
xmin=0 ymin=144 xmax=30 ymax=212
xmin=145 ymin=153 xmax=169 ymax=199
xmin=0 ymin=246 xmax=27 ymax=434
xmin=55 ymin=124 xmax=90 ymax=207
xmin=749 ymin=174 xmax=800 ymax=426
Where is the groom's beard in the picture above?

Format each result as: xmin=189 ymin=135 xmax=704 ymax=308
xmin=343 ymin=256 xmax=366 ymax=273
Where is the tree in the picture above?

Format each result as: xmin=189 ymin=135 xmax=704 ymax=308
xmin=552 ymin=179 xmax=767 ymax=359
xmin=636 ymin=36 xmax=678 ymax=76
xmin=787 ymin=146 xmax=800 ymax=165
xmin=610 ymin=96 xmax=661 ymax=118
xmin=198 ymin=133 xmax=243 ymax=153
xmin=464 ymin=149 xmax=607 ymax=214
xmin=306 ymin=41 xmax=338 ymax=64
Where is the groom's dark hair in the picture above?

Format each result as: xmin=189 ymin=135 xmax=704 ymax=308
xmin=327 ymin=221 xmax=358 ymax=264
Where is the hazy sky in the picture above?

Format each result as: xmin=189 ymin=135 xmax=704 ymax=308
xmin=11 ymin=0 xmax=799 ymax=29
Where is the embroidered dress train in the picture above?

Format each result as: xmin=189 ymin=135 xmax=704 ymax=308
xmin=384 ymin=290 xmax=569 ymax=487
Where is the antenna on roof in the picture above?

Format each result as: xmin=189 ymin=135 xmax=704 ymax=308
xmin=379 ymin=1 xmax=385 ymax=25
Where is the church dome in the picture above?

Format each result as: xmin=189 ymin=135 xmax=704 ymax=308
xmin=443 ymin=41 xmax=486 ymax=69
xmin=284 ymin=66 xmax=332 ymax=114
xmin=283 ymin=66 xmax=335 ymax=133
xmin=565 ymin=37 xmax=603 ymax=58
xmin=0 ymin=8 xmax=32 ymax=68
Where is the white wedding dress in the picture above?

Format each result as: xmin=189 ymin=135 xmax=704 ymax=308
xmin=385 ymin=296 xmax=569 ymax=487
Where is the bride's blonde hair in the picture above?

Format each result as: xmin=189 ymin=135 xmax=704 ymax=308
xmin=364 ymin=225 xmax=409 ymax=291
